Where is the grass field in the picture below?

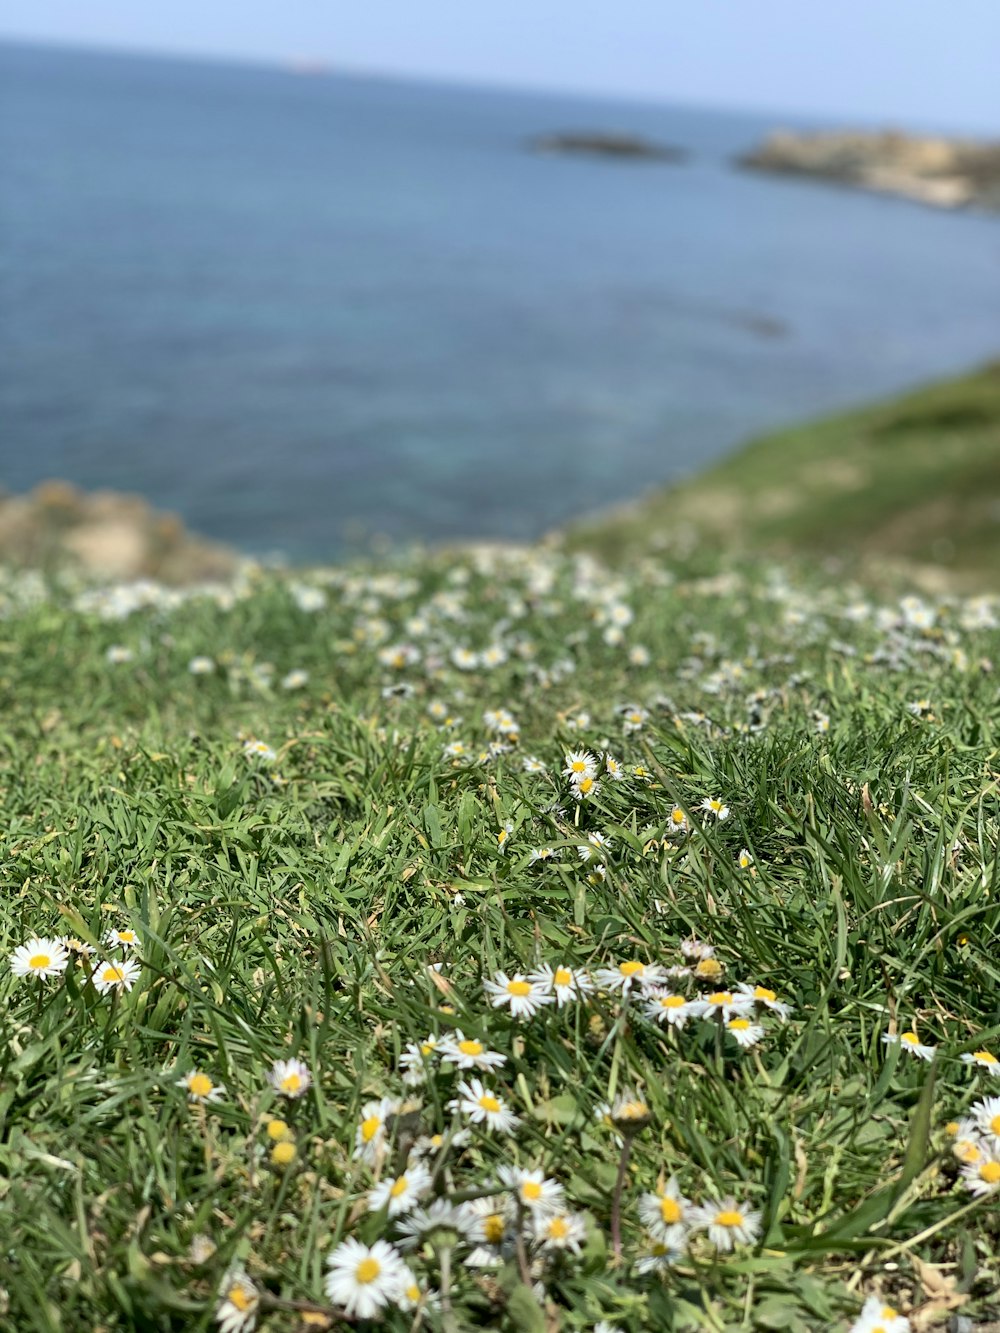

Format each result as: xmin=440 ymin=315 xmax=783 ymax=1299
xmin=2 ymin=539 xmax=999 ymax=1333
xmin=571 ymin=364 xmax=1000 ymax=590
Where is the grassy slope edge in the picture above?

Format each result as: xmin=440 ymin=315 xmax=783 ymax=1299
xmin=569 ymin=364 xmax=1000 ymax=587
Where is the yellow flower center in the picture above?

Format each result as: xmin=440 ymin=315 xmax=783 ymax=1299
xmin=729 ymin=1018 xmax=751 ymax=1031
xmin=271 ymin=1140 xmax=296 ymax=1166
xmin=266 ymin=1119 xmax=290 ymax=1140
xmin=29 ymin=954 xmax=51 ymax=970
xmin=708 ymin=991 xmax=733 ymax=1005
xmin=881 ymin=1309 xmax=898 ymax=1321
xmin=754 ymin=986 xmax=776 ymax=1002
xmin=695 ymin=959 xmax=722 ymax=978
xmin=228 ymin=1286 xmax=254 ymax=1311
xmin=578 ymin=777 xmax=594 ymax=793
xmin=716 ymin=1209 xmax=744 ymax=1227
xmin=982 ymin=1161 xmax=1000 ymax=1184
xmin=188 ymin=1073 xmax=213 ymax=1098
xmin=570 ymin=760 xmax=586 ymax=772
xmin=548 ymin=1216 xmax=569 ymax=1239
xmin=483 ymin=1214 xmax=505 ymax=1244
xmin=522 ymin=1180 xmax=542 ymax=1201
xmin=661 ymin=996 xmax=685 ymax=1008
xmin=458 ymin=1039 xmax=483 ymax=1057
xmin=901 ymin=1032 xmax=920 ymax=1045
xmin=958 ymin=1140 xmax=981 ymax=1163
xmin=405 ymin=1284 xmax=420 ymax=1302
xmin=945 ymin=1121 xmax=959 ymax=1135
xmin=660 ymin=1197 xmax=682 ymax=1223
xmin=618 ymin=1100 xmax=648 ymax=1119
xmin=553 ymin=968 xmax=572 ymax=987
xmin=355 ymin=1257 xmax=381 ymax=1284
xmin=420 ymin=1041 xmax=435 ymax=1055
xmin=671 ymin=809 xmax=685 ymax=824
xmin=478 ymin=1095 xmax=502 ymax=1114
xmin=620 ymin=961 xmax=645 ymax=977
xmin=974 ymin=1050 xmax=998 ymax=1064
xmin=102 ymin=965 xmax=125 ymax=984
xmin=360 ymin=1115 xmax=382 ymax=1142
xmin=390 ymin=1176 xmax=409 ymax=1197
xmin=506 ymin=980 xmax=532 ymax=997
xmin=118 ymin=931 xmax=135 ymax=943
xmin=280 ymin=1072 xmax=302 ymax=1092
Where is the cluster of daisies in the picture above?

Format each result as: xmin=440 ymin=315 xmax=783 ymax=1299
xmin=944 ymin=1092 xmax=1000 ymax=1197
xmin=9 ymin=929 xmax=141 ymax=995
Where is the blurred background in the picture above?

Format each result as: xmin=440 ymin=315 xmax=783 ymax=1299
xmin=1 ymin=2 xmax=998 ymax=570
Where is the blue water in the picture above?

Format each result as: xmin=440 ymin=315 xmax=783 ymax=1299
xmin=2 ymin=42 xmax=998 ymax=560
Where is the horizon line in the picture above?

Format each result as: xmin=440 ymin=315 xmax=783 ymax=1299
xmin=2 ymin=32 xmax=996 ymax=139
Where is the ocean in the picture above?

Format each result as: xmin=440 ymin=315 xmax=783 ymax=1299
xmin=2 ymin=41 xmax=998 ymax=561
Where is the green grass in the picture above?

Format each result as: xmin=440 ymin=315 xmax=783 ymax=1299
xmin=569 ymin=364 xmax=1000 ymax=588
xmin=1 ymin=550 xmax=999 ymax=1332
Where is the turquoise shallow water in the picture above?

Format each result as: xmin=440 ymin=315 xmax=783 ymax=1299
xmin=1 ymin=42 xmax=998 ymax=560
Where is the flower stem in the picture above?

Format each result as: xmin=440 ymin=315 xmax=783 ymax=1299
xmin=610 ymin=1133 xmax=633 ymax=1263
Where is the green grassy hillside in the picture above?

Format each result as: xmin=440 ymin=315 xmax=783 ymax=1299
xmin=571 ymin=365 xmax=1000 ymax=587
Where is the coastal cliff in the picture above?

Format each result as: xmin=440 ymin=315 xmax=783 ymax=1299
xmin=739 ymin=129 xmax=1000 ymax=211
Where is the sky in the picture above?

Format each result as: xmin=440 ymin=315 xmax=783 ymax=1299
xmin=3 ymin=1 xmax=1000 ymax=133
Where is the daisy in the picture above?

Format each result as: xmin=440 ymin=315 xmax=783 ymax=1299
xmin=609 ymin=1090 xmax=652 ymax=1133
xmin=699 ymin=797 xmax=730 ymax=821
xmin=726 ymin=1017 xmax=766 ymax=1048
xmin=281 ymin=669 xmax=309 ymax=690
xmin=971 ymin=1096 xmax=1000 ymax=1146
xmin=961 ymin=1049 xmax=1000 ymax=1076
xmin=214 ymin=1267 xmax=260 ymax=1333
xmin=699 ymin=990 xmax=753 ymax=1021
xmin=522 ymin=755 xmax=547 ymax=774
xmin=533 ymin=1210 xmax=587 ymax=1255
xmin=437 ymin=1031 xmax=507 ymax=1073
xmin=353 ymin=1096 xmax=397 ymax=1163
xmin=595 ymin=960 xmax=665 ymax=995
xmin=563 ymin=750 xmax=598 ymax=782
xmin=666 ymin=806 xmax=689 ymax=836
xmin=690 ymin=1197 xmax=761 ymax=1252
xmin=106 ymin=645 xmax=134 ymax=665
xmin=9 ymin=936 xmax=69 ymax=981
xmin=324 ymin=1238 xmax=409 ymax=1319
xmin=737 ymin=848 xmax=754 ymax=870
xmin=621 ymin=706 xmax=648 ymax=733
xmin=270 ymin=1139 xmax=297 ymax=1169
xmin=604 ymin=754 xmax=626 ymax=781
xmin=188 ymin=656 xmax=214 ymax=675
xmin=177 ymin=1070 xmax=226 ymax=1104
xmin=104 ymin=927 xmax=139 ymax=950
xmin=634 ymin=1240 xmax=685 ymax=1273
xmin=243 ymin=739 xmax=276 ymax=763
xmin=572 ymin=774 xmax=601 ymax=801
xmin=578 ymin=831 xmax=612 ymax=863
xmin=450 ymin=1079 xmax=520 ymax=1134
xmin=462 ymin=1195 xmax=510 ymax=1250
xmin=397 ymin=1275 xmax=440 ymax=1313
xmin=693 ymin=956 xmax=724 ymax=982
xmin=394 ymin=1199 xmax=476 ymax=1250
xmin=410 ymin=1128 xmax=471 ymax=1160
xmin=644 ymin=991 xmax=704 ymax=1028
xmin=961 ymin=1148 xmax=1000 ymax=1196
xmin=638 ymin=1177 xmax=691 ymax=1247
xmin=496 ymin=823 xmax=514 ymax=855
xmin=483 ymin=971 xmax=554 ymax=1020
xmin=882 ymin=1030 xmax=935 ymax=1061
xmin=736 ymin=982 xmax=792 ymax=1020
xmin=527 ymin=963 xmax=591 ymax=1006
xmin=849 ymin=1294 xmax=911 ymax=1332
xmin=399 ymin=1035 xmax=439 ymax=1084
xmin=947 ymin=1118 xmax=984 ymax=1165
xmin=367 ymin=1162 xmax=432 ymax=1216
xmin=92 ymin=957 xmax=141 ymax=994
xmin=529 ymin=846 xmax=560 ymax=864
xmin=268 ymin=1057 xmax=312 ymax=1099
xmin=498 ymin=1166 xmax=564 ymax=1215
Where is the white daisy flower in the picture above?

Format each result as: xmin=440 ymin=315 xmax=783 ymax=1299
xmin=848 ymin=1294 xmax=911 ymax=1332
xmin=634 ymin=1239 xmax=685 ymax=1273
xmin=644 ymin=991 xmax=705 ymax=1028
xmin=394 ymin=1199 xmax=477 ymax=1250
xmin=563 ymin=750 xmax=598 ymax=782
xmin=578 ymin=831 xmax=612 ymax=862
xmin=396 ymin=1274 xmax=440 ymax=1312
xmin=961 ymin=1048 xmax=1000 ymax=1076
xmin=177 ymin=1070 xmax=226 ymax=1104
xmin=9 ymin=936 xmax=69 ymax=981
xmin=699 ymin=797 xmax=730 ymax=821
xmin=533 ymin=1210 xmax=587 ymax=1254
xmin=324 ymin=1238 xmax=409 ymax=1319
xmin=621 ymin=706 xmax=648 ymax=733
xmin=882 ymin=1030 xmax=935 ymax=1061
xmin=960 ymin=1148 xmax=1000 ymax=1197
xmin=689 ymin=1197 xmax=762 ymax=1251
xmin=104 ymin=927 xmax=140 ymax=950
xmin=700 ymin=990 xmax=754 ymax=1021
xmin=281 ymin=669 xmax=309 ymax=690
xmin=595 ymin=960 xmax=666 ymax=994
xmin=268 ymin=1057 xmax=312 ymax=1099
xmin=638 ymin=1177 xmax=691 ymax=1248
xmin=106 ymin=645 xmax=134 ymax=665
xmin=243 ymin=738 xmax=277 ymax=763
xmin=735 ymin=982 xmax=792 ymax=1020
xmin=367 ymin=1162 xmax=432 ymax=1216
xmin=972 ymin=1095 xmax=1000 ymax=1147
xmin=527 ymin=963 xmax=592 ymax=1006
xmin=528 ymin=846 xmax=561 ymax=864
xmin=496 ymin=822 xmax=514 ymax=855
xmin=450 ymin=1078 xmax=520 ymax=1134
xmin=92 ymin=957 xmax=141 ymax=994
xmin=737 ymin=848 xmax=754 ymax=870
xmin=483 ymin=971 xmax=554 ymax=1020
xmin=188 ymin=656 xmax=214 ymax=675
xmin=666 ymin=806 xmax=689 ymax=836
xmin=353 ymin=1096 xmax=397 ymax=1163
xmin=399 ymin=1035 xmax=439 ymax=1085
xmin=498 ymin=1166 xmax=564 ymax=1215
xmin=437 ymin=1031 xmax=507 ymax=1073
xmin=214 ymin=1267 xmax=259 ymax=1333
xmin=726 ymin=1017 xmax=766 ymax=1048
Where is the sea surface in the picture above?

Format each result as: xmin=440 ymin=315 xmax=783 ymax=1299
xmin=2 ymin=42 xmax=999 ymax=561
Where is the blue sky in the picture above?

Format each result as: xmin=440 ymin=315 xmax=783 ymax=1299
xmin=3 ymin=1 xmax=1000 ymax=132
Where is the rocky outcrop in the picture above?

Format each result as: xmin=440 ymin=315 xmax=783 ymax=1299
xmin=528 ymin=132 xmax=685 ymax=163
xmin=739 ymin=129 xmax=1000 ymax=211
xmin=0 ymin=481 xmax=240 ymax=584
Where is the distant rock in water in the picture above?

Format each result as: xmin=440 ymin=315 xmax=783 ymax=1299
xmin=528 ymin=132 xmax=686 ymax=163
xmin=738 ymin=129 xmax=1000 ymax=212
xmin=0 ymin=481 xmax=240 ymax=584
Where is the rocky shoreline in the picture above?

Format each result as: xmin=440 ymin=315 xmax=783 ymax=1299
xmin=0 ymin=481 xmax=240 ymax=584
xmin=527 ymin=131 xmax=685 ymax=162
xmin=739 ymin=128 xmax=1000 ymax=211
